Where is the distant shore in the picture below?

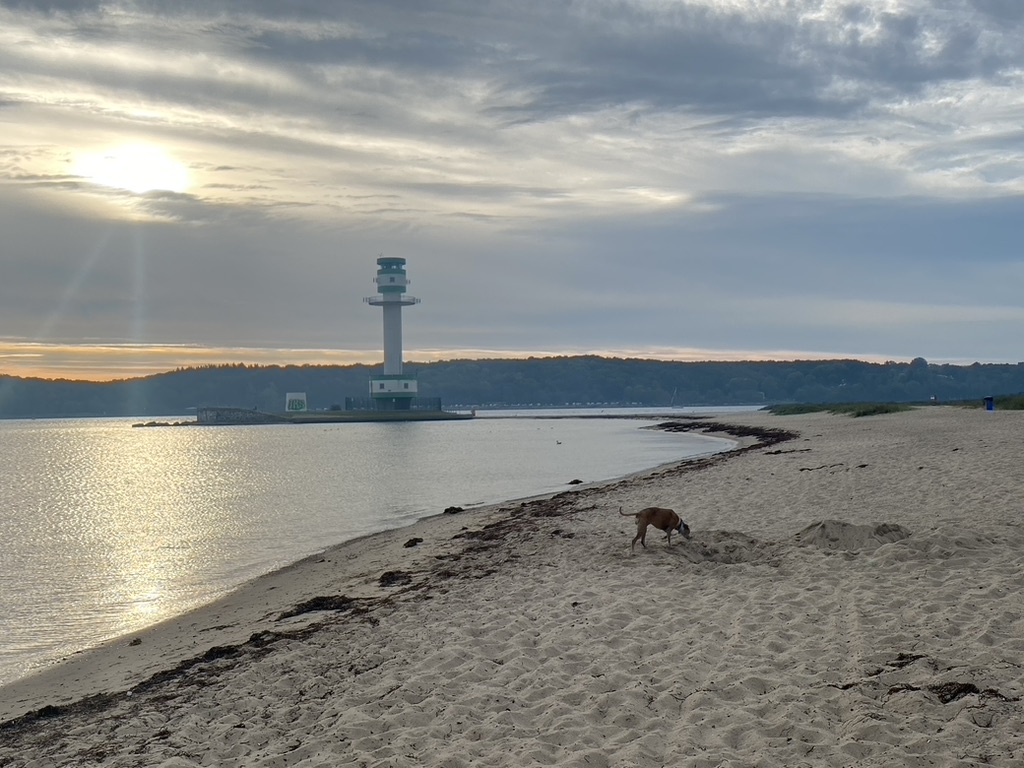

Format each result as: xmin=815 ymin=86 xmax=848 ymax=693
xmin=3 ymin=407 xmax=1023 ymax=766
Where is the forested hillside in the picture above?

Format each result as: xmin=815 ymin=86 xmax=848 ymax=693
xmin=1 ymin=356 xmax=1022 ymax=418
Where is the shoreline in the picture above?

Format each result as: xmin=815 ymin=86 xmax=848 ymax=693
xmin=0 ymin=412 xmax=737 ymax=692
xmin=3 ymin=407 xmax=1023 ymax=766
xmin=0 ymin=416 xmax=763 ymax=726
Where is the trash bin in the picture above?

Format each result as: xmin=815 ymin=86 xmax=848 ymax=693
xmin=984 ymin=396 xmax=995 ymax=412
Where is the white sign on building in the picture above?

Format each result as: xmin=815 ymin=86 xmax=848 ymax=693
xmin=285 ymin=392 xmax=308 ymax=412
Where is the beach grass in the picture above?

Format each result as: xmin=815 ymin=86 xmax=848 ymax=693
xmin=947 ymin=394 xmax=1024 ymax=410
xmin=766 ymin=402 xmax=915 ymax=417
xmin=991 ymin=395 xmax=1024 ymax=410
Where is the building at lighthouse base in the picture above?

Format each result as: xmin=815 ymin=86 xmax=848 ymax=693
xmin=368 ymin=372 xmax=418 ymax=410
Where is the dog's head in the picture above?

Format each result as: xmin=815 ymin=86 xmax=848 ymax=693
xmin=677 ymin=521 xmax=691 ymax=539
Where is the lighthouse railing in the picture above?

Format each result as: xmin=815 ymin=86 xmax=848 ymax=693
xmin=363 ymin=295 xmax=420 ymax=306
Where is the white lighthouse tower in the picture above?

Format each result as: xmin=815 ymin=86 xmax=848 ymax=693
xmin=364 ymin=256 xmax=420 ymax=410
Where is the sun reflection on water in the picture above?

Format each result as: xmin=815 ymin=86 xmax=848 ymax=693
xmin=1 ymin=420 xmax=261 ymax=662
xmin=76 ymin=425 xmax=256 ymax=633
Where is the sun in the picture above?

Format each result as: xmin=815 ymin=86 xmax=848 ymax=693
xmin=76 ymin=145 xmax=190 ymax=194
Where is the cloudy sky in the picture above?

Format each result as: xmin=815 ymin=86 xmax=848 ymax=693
xmin=2 ymin=0 xmax=1022 ymax=380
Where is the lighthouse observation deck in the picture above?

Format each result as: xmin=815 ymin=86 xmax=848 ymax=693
xmin=363 ymin=295 xmax=420 ymax=306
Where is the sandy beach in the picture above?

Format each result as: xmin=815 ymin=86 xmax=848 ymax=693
xmin=2 ymin=406 xmax=1023 ymax=767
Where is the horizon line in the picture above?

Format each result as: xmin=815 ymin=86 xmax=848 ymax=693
xmin=0 ymin=341 xmax=1019 ymax=382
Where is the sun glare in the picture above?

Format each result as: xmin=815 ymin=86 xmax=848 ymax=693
xmin=76 ymin=145 xmax=190 ymax=194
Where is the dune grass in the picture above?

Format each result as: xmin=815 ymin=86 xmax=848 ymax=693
xmin=766 ymin=403 xmax=915 ymax=418
xmin=992 ymin=395 xmax=1024 ymax=410
xmin=769 ymin=395 xmax=1024 ymax=415
xmin=957 ymin=395 xmax=1024 ymax=410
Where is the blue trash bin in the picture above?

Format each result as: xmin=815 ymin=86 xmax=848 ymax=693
xmin=984 ymin=396 xmax=995 ymax=412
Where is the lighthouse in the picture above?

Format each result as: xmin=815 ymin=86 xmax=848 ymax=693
xmin=364 ymin=256 xmax=420 ymax=410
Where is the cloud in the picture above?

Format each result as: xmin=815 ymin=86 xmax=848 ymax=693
xmin=0 ymin=1 xmax=1023 ymax=378
xmin=968 ymin=0 xmax=1024 ymax=23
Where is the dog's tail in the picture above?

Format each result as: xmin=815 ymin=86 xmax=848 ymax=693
xmin=618 ymin=506 xmax=636 ymax=518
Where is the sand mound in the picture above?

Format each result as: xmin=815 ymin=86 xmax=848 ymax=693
xmin=676 ymin=522 xmax=913 ymax=565
xmin=791 ymin=520 xmax=912 ymax=551
xmin=674 ymin=530 xmax=775 ymax=564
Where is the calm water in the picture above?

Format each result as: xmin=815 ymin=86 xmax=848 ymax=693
xmin=0 ymin=409 xmax=740 ymax=686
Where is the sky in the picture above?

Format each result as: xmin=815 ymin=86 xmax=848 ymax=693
xmin=1 ymin=0 xmax=1023 ymax=381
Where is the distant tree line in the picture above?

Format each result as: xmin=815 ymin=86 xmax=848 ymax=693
xmin=0 ymin=356 xmax=1022 ymax=418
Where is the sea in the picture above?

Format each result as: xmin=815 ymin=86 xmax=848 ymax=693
xmin=0 ymin=407 xmax=749 ymax=687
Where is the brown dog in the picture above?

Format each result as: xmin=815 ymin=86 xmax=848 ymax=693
xmin=620 ymin=506 xmax=691 ymax=552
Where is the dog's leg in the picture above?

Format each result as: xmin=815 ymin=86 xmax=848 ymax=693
xmin=631 ymin=522 xmax=648 ymax=552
